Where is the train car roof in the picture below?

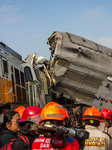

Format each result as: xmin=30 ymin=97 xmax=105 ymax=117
xmin=0 ymin=42 xmax=22 ymax=61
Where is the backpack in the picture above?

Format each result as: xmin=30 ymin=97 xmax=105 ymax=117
xmin=0 ymin=135 xmax=30 ymax=150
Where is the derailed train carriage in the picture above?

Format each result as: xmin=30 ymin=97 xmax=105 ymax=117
xmin=1 ymin=31 xmax=112 ymax=127
xmin=0 ymin=42 xmax=45 ymax=108
xmin=46 ymin=31 xmax=112 ymax=127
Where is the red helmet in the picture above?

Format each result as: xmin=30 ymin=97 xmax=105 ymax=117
xmin=101 ymin=108 xmax=112 ymax=120
xmin=18 ymin=106 xmax=42 ymax=124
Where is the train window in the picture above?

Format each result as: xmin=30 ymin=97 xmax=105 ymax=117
xmin=24 ymin=67 xmax=33 ymax=82
xmin=2 ymin=57 xmax=8 ymax=75
xmin=14 ymin=68 xmax=20 ymax=85
xmin=22 ymin=88 xmax=27 ymax=103
xmin=20 ymin=71 xmax=25 ymax=87
xmin=11 ymin=66 xmax=13 ymax=72
xmin=16 ymin=85 xmax=22 ymax=102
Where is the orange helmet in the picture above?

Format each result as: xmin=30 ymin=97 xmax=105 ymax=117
xmin=82 ymin=106 xmax=103 ymax=121
xmin=39 ymin=102 xmax=69 ymax=124
xmin=14 ymin=106 xmax=25 ymax=118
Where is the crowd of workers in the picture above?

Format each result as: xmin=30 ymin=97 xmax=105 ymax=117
xmin=0 ymin=102 xmax=112 ymax=150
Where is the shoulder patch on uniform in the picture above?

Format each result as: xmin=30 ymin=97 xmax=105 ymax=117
xmin=85 ymin=137 xmax=106 ymax=147
xmin=66 ymin=137 xmax=76 ymax=144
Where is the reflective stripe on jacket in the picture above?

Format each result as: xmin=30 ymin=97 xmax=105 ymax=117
xmin=84 ymin=125 xmax=110 ymax=150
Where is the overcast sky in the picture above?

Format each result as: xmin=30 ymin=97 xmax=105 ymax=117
xmin=0 ymin=0 xmax=112 ymax=60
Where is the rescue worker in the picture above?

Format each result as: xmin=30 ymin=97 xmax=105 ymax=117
xmin=0 ymin=110 xmax=20 ymax=147
xmin=98 ymin=108 xmax=112 ymax=134
xmin=32 ymin=102 xmax=80 ymax=150
xmin=12 ymin=106 xmax=42 ymax=150
xmin=82 ymin=106 xmax=110 ymax=150
xmin=98 ymin=108 xmax=112 ymax=150
xmin=0 ymin=102 xmax=12 ymax=123
xmin=15 ymin=106 xmax=25 ymax=118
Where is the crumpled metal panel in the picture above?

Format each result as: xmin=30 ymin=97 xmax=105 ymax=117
xmin=54 ymin=61 xmax=104 ymax=105
xmin=48 ymin=32 xmax=112 ymax=75
xmin=47 ymin=31 xmax=112 ymax=109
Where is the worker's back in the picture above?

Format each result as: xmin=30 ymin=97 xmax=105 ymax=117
xmin=84 ymin=125 xmax=110 ymax=150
